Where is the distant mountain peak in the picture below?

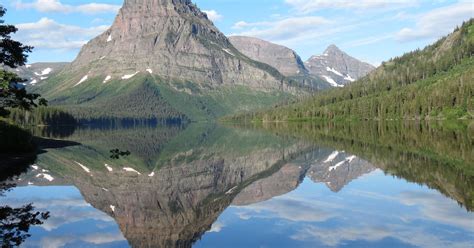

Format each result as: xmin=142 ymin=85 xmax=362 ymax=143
xmin=305 ymin=45 xmax=375 ymax=87
xmin=324 ymin=44 xmax=342 ymax=53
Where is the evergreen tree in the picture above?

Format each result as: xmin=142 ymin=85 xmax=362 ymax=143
xmin=0 ymin=6 xmax=47 ymax=118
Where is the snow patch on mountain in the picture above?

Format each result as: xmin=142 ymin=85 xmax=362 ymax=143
xmin=74 ymin=75 xmax=88 ymax=87
xmin=104 ymin=164 xmax=113 ymax=172
xmin=329 ymin=156 xmax=357 ymax=171
xmin=324 ymin=151 xmax=339 ymax=163
xmin=103 ymin=75 xmax=112 ymax=84
xmin=322 ymin=75 xmax=344 ymax=87
xmin=74 ymin=161 xmax=91 ymax=173
xmin=36 ymin=173 xmax=54 ymax=181
xmin=326 ymin=67 xmax=343 ymax=77
xmin=223 ymin=48 xmax=235 ymax=56
xmin=123 ymin=167 xmax=141 ymax=175
xmin=122 ymin=72 xmax=139 ymax=80
xmin=344 ymin=74 xmax=356 ymax=82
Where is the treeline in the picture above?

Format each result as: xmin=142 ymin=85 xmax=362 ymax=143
xmin=229 ymin=19 xmax=474 ymax=122
xmin=8 ymin=107 xmax=77 ymax=126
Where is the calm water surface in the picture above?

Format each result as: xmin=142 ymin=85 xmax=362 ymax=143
xmin=1 ymin=122 xmax=473 ymax=248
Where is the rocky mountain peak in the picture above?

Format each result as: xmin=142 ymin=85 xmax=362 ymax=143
xmin=60 ymin=0 xmax=293 ymax=93
xmin=124 ymin=0 xmax=191 ymax=6
xmin=305 ymin=45 xmax=375 ymax=87
xmin=324 ymin=44 xmax=342 ymax=54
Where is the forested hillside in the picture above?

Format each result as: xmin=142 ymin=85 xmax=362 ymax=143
xmin=229 ymin=19 xmax=474 ymax=122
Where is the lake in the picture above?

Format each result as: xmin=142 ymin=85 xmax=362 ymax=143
xmin=1 ymin=121 xmax=473 ymax=248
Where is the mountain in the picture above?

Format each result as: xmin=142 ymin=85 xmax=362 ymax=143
xmin=33 ymin=0 xmax=310 ymax=121
xmin=306 ymin=150 xmax=375 ymax=192
xmin=230 ymin=19 xmax=473 ymax=121
xmin=254 ymin=121 xmax=474 ymax=210
xmin=305 ymin=44 xmax=375 ymax=87
xmin=228 ymin=36 xmax=373 ymax=89
xmin=232 ymin=148 xmax=376 ymax=206
xmin=13 ymin=123 xmax=314 ymax=247
xmin=5 ymin=62 xmax=68 ymax=85
xmin=229 ymin=36 xmax=307 ymax=77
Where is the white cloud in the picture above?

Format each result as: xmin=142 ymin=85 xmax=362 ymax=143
xmin=38 ymin=233 xmax=125 ymax=248
xmin=203 ymin=10 xmax=223 ymax=22
xmin=292 ymin=225 xmax=392 ymax=246
xmin=39 ymin=235 xmax=73 ymax=248
xmin=343 ymin=33 xmax=394 ymax=47
xmin=15 ymin=17 xmax=109 ymax=50
xmin=291 ymin=224 xmax=474 ymax=248
xmin=14 ymin=0 xmax=121 ymax=14
xmin=208 ymin=221 xmax=225 ymax=233
xmin=231 ymin=16 xmax=330 ymax=42
xmin=234 ymin=195 xmax=339 ymax=222
xmin=396 ymin=1 xmax=474 ymax=41
xmin=398 ymin=191 xmax=474 ymax=231
xmin=81 ymin=232 xmax=126 ymax=244
xmin=285 ymin=0 xmax=419 ymax=13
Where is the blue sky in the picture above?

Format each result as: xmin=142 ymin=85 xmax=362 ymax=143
xmin=2 ymin=0 xmax=473 ymax=65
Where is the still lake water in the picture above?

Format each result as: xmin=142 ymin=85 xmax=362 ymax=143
xmin=1 ymin=121 xmax=473 ymax=248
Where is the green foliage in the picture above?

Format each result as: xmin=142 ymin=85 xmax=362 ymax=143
xmin=0 ymin=7 xmax=32 ymax=68
xmin=0 ymin=6 xmax=47 ymax=118
xmin=230 ymin=19 xmax=474 ymax=122
xmin=8 ymin=107 xmax=77 ymax=126
xmin=0 ymin=203 xmax=50 ymax=247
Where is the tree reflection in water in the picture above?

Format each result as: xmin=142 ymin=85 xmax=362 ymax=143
xmin=0 ymin=163 xmax=50 ymax=247
xmin=0 ymin=203 xmax=50 ymax=247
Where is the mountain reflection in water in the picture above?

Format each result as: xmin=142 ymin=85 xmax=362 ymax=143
xmin=1 ymin=121 xmax=473 ymax=248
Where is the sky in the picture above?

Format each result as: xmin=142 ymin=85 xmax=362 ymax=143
xmin=2 ymin=0 xmax=473 ymax=66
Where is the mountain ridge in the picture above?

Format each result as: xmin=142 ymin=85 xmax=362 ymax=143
xmin=229 ymin=35 xmax=308 ymax=77
xmin=228 ymin=19 xmax=474 ymax=121
xmin=228 ymin=36 xmax=374 ymax=88
xmin=32 ymin=0 xmax=311 ymax=121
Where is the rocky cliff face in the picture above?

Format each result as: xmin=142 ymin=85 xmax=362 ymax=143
xmin=305 ymin=45 xmax=375 ymax=87
xmin=61 ymin=0 xmax=292 ymax=92
xmin=229 ymin=36 xmax=307 ymax=77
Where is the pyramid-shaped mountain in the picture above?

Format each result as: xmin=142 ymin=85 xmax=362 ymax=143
xmin=305 ymin=45 xmax=375 ymax=87
xmin=36 ymin=0 xmax=305 ymax=121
